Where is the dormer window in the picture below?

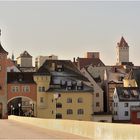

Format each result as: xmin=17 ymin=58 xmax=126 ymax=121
xmin=67 ymin=81 xmax=72 ymax=90
xmin=131 ymin=90 xmax=139 ymax=98
xmin=77 ymin=81 xmax=83 ymax=90
xmin=56 ymin=64 xmax=63 ymax=72
xmin=123 ymin=90 xmax=130 ymax=98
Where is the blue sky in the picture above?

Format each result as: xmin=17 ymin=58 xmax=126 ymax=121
xmin=0 ymin=1 xmax=140 ymax=65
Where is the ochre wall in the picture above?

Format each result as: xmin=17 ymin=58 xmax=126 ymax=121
xmin=9 ymin=116 xmax=140 ymax=140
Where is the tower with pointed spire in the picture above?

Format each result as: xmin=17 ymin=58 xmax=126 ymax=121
xmin=116 ymin=36 xmax=129 ymax=65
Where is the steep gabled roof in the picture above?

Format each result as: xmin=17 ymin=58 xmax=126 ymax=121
xmin=116 ymin=87 xmax=140 ymax=102
xmin=117 ymin=36 xmax=129 ymax=48
xmin=17 ymin=51 xmax=32 ymax=58
xmin=77 ymin=58 xmax=105 ymax=69
xmin=0 ymin=43 xmax=8 ymax=54
xmin=36 ymin=60 xmax=88 ymax=81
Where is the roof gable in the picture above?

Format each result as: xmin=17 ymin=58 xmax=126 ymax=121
xmin=117 ymin=36 xmax=129 ymax=48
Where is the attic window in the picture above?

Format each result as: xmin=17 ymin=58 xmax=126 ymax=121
xmin=56 ymin=65 xmax=63 ymax=72
xmin=77 ymin=81 xmax=83 ymax=90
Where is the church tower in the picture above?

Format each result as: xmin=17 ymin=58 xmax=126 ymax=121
xmin=0 ymin=30 xmax=8 ymax=118
xmin=116 ymin=37 xmax=129 ymax=65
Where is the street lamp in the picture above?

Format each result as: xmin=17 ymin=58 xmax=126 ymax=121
xmin=12 ymin=107 xmax=15 ymax=115
xmin=29 ymin=100 xmax=34 ymax=117
xmin=10 ymin=105 xmax=13 ymax=115
xmin=18 ymin=103 xmax=21 ymax=116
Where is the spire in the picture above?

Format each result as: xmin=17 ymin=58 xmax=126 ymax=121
xmin=12 ymin=52 xmax=14 ymax=61
xmin=117 ymin=36 xmax=129 ymax=48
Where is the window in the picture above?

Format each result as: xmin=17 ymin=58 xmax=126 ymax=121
xmin=38 ymin=86 xmax=45 ymax=92
xmin=56 ymin=113 xmax=62 ymax=119
xmin=40 ymin=97 xmax=44 ymax=103
xmin=67 ymin=98 xmax=72 ymax=103
xmin=124 ymin=103 xmax=129 ymax=107
xmin=77 ymin=98 xmax=83 ymax=103
xmin=22 ymin=86 xmax=30 ymax=93
xmin=11 ymin=86 xmax=19 ymax=92
xmin=96 ymin=93 xmax=99 ymax=97
xmin=67 ymin=109 xmax=73 ymax=115
xmin=56 ymin=103 xmax=62 ymax=108
xmin=77 ymin=109 xmax=84 ymax=115
xmin=125 ymin=111 xmax=129 ymax=116
xmin=96 ymin=102 xmax=100 ymax=107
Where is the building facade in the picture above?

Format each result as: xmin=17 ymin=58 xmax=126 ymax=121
xmin=113 ymin=87 xmax=140 ymax=121
xmin=116 ymin=37 xmax=129 ymax=65
xmin=35 ymin=55 xmax=58 ymax=69
xmin=0 ymin=43 xmax=8 ymax=119
xmin=34 ymin=60 xmax=95 ymax=121
xmin=7 ymin=72 xmax=37 ymax=116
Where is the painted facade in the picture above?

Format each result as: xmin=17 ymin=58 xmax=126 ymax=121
xmin=34 ymin=60 xmax=95 ymax=121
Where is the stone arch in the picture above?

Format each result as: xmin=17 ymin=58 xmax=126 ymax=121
xmin=8 ymin=96 xmax=36 ymax=117
xmin=8 ymin=96 xmax=34 ymax=103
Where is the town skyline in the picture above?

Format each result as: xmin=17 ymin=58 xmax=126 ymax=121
xmin=0 ymin=1 xmax=140 ymax=65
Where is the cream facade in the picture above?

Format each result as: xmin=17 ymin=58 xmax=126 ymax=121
xmin=81 ymin=67 xmax=104 ymax=112
xmin=34 ymin=60 xmax=95 ymax=121
xmin=116 ymin=37 xmax=129 ymax=65
xmin=35 ymin=55 xmax=58 ymax=68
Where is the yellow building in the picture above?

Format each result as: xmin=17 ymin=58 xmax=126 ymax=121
xmin=34 ymin=60 xmax=95 ymax=121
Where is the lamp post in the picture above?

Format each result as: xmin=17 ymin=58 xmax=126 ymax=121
xmin=12 ymin=107 xmax=15 ymax=115
xmin=18 ymin=103 xmax=21 ymax=116
xmin=10 ymin=105 xmax=13 ymax=115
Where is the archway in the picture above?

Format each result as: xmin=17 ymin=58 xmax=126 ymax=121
xmin=8 ymin=96 xmax=35 ymax=117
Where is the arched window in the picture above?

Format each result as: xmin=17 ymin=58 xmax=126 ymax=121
xmin=77 ymin=97 xmax=83 ymax=103
xmin=67 ymin=98 xmax=72 ymax=103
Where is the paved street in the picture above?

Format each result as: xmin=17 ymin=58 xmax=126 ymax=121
xmin=0 ymin=120 xmax=91 ymax=140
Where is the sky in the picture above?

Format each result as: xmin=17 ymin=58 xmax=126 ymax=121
xmin=0 ymin=1 xmax=140 ymax=65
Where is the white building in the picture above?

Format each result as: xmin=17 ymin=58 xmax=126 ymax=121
xmin=113 ymin=87 xmax=140 ymax=121
xmin=35 ymin=55 xmax=58 ymax=68
xmin=116 ymin=37 xmax=129 ymax=65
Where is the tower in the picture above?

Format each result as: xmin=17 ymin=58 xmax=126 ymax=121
xmin=0 ymin=30 xmax=8 ymax=118
xmin=116 ymin=37 xmax=129 ymax=65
